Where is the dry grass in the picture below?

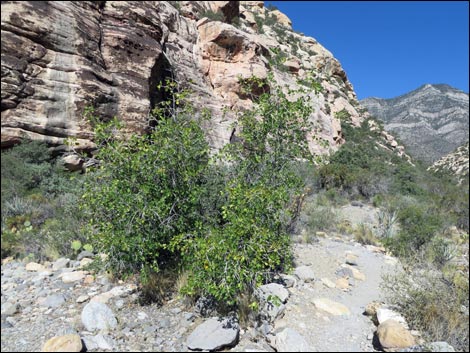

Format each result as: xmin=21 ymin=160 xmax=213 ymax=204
xmin=382 ymin=259 xmax=469 ymax=351
xmin=353 ymin=223 xmax=379 ymax=245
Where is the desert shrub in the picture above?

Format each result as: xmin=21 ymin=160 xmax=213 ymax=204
xmin=267 ymin=47 xmax=289 ymax=72
xmin=298 ymin=195 xmax=338 ymax=238
xmin=353 ymin=223 xmax=379 ymax=245
xmin=1 ymin=141 xmax=87 ymax=260
xmin=82 ymin=80 xmax=210 ymax=278
xmin=383 ymin=261 xmax=469 ymax=351
xmin=426 ymin=236 xmax=458 ymax=269
xmin=384 ymin=203 xmax=444 ymax=258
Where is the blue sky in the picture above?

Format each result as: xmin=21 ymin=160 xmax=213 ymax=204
xmin=267 ymin=1 xmax=469 ymax=99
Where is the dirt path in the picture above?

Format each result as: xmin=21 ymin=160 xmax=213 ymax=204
xmin=275 ymin=235 xmax=399 ymax=352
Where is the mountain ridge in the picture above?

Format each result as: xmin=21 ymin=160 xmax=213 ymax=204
xmin=360 ymin=83 xmax=469 ymax=164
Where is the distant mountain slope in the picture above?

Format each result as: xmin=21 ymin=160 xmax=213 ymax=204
xmin=428 ymin=142 xmax=469 ymax=181
xmin=360 ymin=84 xmax=469 ymax=164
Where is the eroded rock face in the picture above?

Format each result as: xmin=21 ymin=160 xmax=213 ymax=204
xmin=1 ymin=1 xmax=374 ymax=158
xmin=361 ymin=84 xmax=469 ymax=163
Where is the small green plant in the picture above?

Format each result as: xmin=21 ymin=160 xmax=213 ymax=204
xmin=83 ymin=243 xmax=93 ymax=253
xmin=267 ymin=47 xmax=289 ymax=72
xmin=335 ymin=108 xmax=351 ymax=121
xmin=71 ymin=240 xmax=82 ymax=253
xmin=267 ymin=294 xmax=282 ymax=307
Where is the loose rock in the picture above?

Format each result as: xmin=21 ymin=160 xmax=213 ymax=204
xmin=52 ymin=258 xmax=70 ymax=271
xmin=81 ymin=302 xmax=118 ymax=332
xmin=294 ymin=266 xmax=315 ymax=282
xmin=42 ymin=334 xmax=82 ymax=352
xmin=257 ymin=283 xmax=289 ymax=304
xmin=25 ymin=262 xmax=45 ymax=272
xmin=376 ymin=319 xmax=415 ymax=349
xmin=186 ymin=317 xmax=239 ymax=351
xmin=312 ymin=298 xmax=350 ymax=316
xmin=60 ymin=271 xmax=87 ymax=284
xmin=274 ymin=327 xmax=311 ymax=352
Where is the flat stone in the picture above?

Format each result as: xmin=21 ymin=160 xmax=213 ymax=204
xmin=60 ymin=271 xmax=87 ymax=283
xmin=339 ymin=264 xmax=366 ymax=281
xmin=41 ymin=294 xmax=66 ymax=308
xmin=25 ymin=262 xmax=45 ymax=272
xmin=376 ymin=307 xmax=408 ymax=328
xmin=90 ymin=284 xmax=137 ymax=303
xmin=335 ymin=277 xmax=350 ymax=290
xmin=345 ymin=253 xmax=358 ymax=266
xmin=312 ymin=298 xmax=350 ymax=316
xmin=275 ymin=327 xmax=311 ymax=352
xmin=377 ymin=319 xmax=415 ymax=349
xmin=294 ymin=266 xmax=315 ymax=282
xmin=186 ymin=317 xmax=239 ymax=351
xmin=257 ymin=283 xmax=289 ymax=303
xmin=81 ymin=302 xmax=117 ymax=332
xmin=76 ymin=295 xmax=90 ymax=303
xmin=1 ymin=302 xmax=19 ymax=316
xmin=82 ymin=334 xmax=114 ymax=351
xmin=52 ymin=258 xmax=70 ymax=271
xmin=42 ymin=334 xmax=82 ymax=352
xmin=77 ymin=251 xmax=94 ymax=261
xmin=320 ymin=278 xmax=336 ymax=288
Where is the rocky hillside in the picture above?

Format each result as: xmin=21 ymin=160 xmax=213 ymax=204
xmin=1 ymin=1 xmax=404 ymax=160
xmin=361 ymin=84 xmax=469 ymax=164
xmin=429 ymin=141 xmax=469 ymax=181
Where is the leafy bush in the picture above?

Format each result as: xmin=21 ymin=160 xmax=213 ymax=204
xmin=179 ymin=76 xmax=316 ymax=303
xmin=82 ymin=80 xmax=210 ymax=278
xmin=82 ymin=75 xmax=318 ymax=306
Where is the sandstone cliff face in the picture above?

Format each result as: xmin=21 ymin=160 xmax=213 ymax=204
xmin=2 ymin=1 xmax=373 ymax=157
xmin=361 ymin=84 xmax=469 ymax=164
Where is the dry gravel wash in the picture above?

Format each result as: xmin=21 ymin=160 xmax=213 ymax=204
xmin=1 ymin=236 xmax=401 ymax=352
xmin=276 ymin=236 xmax=400 ymax=352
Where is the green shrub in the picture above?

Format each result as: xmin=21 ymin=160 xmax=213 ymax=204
xmin=82 ymin=80 xmax=210 ymax=278
xmin=179 ymin=75 xmax=316 ymax=304
xmin=385 ymin=203 xmax=444 ymax=258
